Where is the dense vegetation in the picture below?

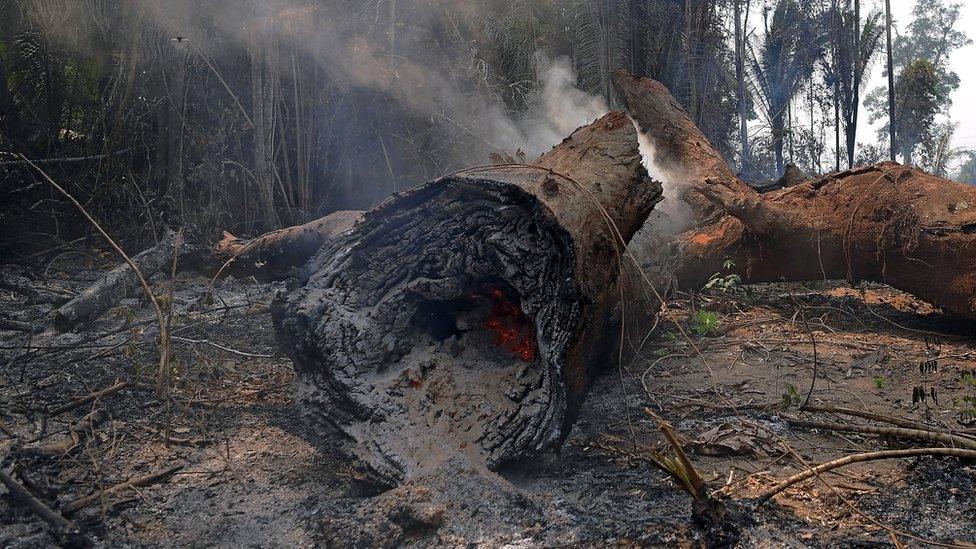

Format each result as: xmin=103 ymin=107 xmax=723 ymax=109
xmin=0 ymin=0 xmax=970 ymax=253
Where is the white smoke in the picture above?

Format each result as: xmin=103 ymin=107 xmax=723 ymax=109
xmin=29 ymin=0 xmax=612 ymax=201
xmin=527 ymin=54 xmax=609 ymax=154
xmin=633 ymin=121 xmax=694 ymax=235
xmin=140 ymin=2 xmax=607 ymax=161
xmin=491 ymin=54 xmax=610 ymax=157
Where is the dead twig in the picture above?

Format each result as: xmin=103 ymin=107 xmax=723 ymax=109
xmin=803 ymin=405 xmax=976 ymax=440
xmin=787 ymin=419 xmax=976 ymax=451
xmin=787 ymin=292 xmax=820 ymax=408
xmin=63 ymin=465 xmax=183 ymax=515
xmin=171 ymin=336 xmax=273 ymax=358
xmin=22 ymin=410 xmax=105 ymax=457
xmin=757 ymin=447 xmax=976 ymax=505
xmin=47 ymin=381 xmax=131 ymax=418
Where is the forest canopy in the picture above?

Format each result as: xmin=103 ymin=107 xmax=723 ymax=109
xmin=0 ymin=0 xmax=971 ymax=249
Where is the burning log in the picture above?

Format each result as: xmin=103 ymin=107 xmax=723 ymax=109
xmin=614 ymin=70 xmax=976 ymax=321
xmin=272 ymin=112 xmax=662 ymax=482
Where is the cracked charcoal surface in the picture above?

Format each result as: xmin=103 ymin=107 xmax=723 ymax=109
xmin=274 ymin=178 xmax=583 ymax=482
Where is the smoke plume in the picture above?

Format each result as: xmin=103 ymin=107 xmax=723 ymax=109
xmin=633 ymin=121 xmax=694 ymax=235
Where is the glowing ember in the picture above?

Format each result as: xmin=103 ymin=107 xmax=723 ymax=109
xmin=482 ymin=288 xmax=537 ymax=362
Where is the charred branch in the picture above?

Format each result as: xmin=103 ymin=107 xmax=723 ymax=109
xmin=53 ymin=232 xmax=176 ymax=330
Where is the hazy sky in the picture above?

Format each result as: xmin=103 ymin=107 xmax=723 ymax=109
xmin=861 ymin=0 xmax=976 ymax=150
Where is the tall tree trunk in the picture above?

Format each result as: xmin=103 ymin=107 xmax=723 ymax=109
xmin=834 ymin=78 xmax=841 ymax=172
xmin=902 ymin=140 xmax=915 ymax=167
xmin=629 ymin=0 xmax=643 ymax=74
xmin=249 ymin=22 xmax=278 ymax=230
xmin=165 ymin=52 xmax=186 ymax=204
xmin=684 ymin=0 xmax=698 ymax=123
xmin=885 ymin=0 xmax=897 ymax=163
xmin=154 ymin=101 xmax=167 ymax=196
xmin=773 ymin=110 xmax=785 ymax=175
xmin=788 ymin=100 xmax=795 ymax=164
xmin=846 ymin=0 xmax=860 ymax=168
xmin=291 ymin=51 xmax=310 ymax=213
xmin=734 ymin=0 xmax=750 ymax=174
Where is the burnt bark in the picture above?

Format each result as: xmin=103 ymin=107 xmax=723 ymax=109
xmin=614 ymin=70 xmax=976 ymax=322
xmin=271 ymin=112 xmax=662 ymax=482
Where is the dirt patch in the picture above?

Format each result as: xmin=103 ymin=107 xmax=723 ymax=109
xmin=2 ymin=260 xmax=976 ymax=546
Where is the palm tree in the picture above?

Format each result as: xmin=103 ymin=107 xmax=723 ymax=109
xmin=827 ymin=1 xmax=885 ymax=168
xmin=573 ymin=0 xmax=635 ymax=105
xmin=746 ymin=0 xmax=823 ymax=174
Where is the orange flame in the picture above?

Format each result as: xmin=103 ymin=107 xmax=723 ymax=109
xmin=482 ymin=288 xmax=536 ymax=362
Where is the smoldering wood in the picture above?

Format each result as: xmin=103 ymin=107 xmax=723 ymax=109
xmin=53 ymin=232 xmax=176 ymax=330
xmin=207 ymin=72 xmax=976 ymax=486
xmin=272 ymin=111 xmax=662 ymax=482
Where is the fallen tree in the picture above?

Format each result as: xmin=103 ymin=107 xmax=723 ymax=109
xmin=612 ymin=70 xmax=976 ymax=321
xmin=44 ymin=212 xmax=361 ymax=329
xmin=271 ymin=111 xmax=661 ymax=482
xmin=212 ymin=75 xmax=976 ymax=482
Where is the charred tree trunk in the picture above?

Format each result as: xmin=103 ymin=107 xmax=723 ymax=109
xmin=271 ymin=112 xmax=662 ymax=482
xmin=614 ymin=70 xmax=976 ymax=321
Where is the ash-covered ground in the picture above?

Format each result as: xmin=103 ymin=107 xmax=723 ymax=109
xmin=2 ymin=258 xmax=976 ymax=547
